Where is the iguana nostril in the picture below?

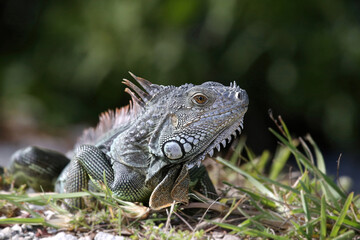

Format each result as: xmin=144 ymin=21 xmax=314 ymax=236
xmin=235 ymin=91 xmax=244 ymax=100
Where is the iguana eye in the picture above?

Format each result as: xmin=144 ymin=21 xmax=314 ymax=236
xmin=192 ymin=94 xmax=208 ymax=105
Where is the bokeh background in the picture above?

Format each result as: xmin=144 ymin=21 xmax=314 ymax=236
xmin=1 ymin=1 xmax=359 ymax=189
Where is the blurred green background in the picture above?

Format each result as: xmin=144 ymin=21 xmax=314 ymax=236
xmin=1 ymin=0 xmax=359 ymax=171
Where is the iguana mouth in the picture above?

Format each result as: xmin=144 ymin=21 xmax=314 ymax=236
xmin=186 ymin=114 xmax=246 ymax=168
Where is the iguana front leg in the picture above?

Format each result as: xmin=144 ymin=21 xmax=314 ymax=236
xmin=66 ymin=145 xmax=217 ymax=209
xmin=65 ymin=145 xmax=152 ymax=209
xmin=64 ymin=145 xmax=114 ymax=208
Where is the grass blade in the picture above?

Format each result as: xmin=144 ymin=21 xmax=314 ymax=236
xmin=269 ymin=146 xmax=291 ymax=180
xmin=256 ymin=150 xmax=270 ymax=173
xmin=320 ymin=195 xmax=327 ymax=240
xmin=0 ymin=217 xmax=45 ymax=224
xmin=230 ymin=185 xmax=277 ymax=209
xmin=269 ymin=128 xmax=346 ymax=199
xmin=216 ymin=157 xmax=279 ymax=206
xmin=306 ymin=134 xmax=326 ymax=174
xmin=327 ymin=215 xmax=360 ymax=229
xmin=210 ymin=220 xmax=288 ymax=240
xmin=0 ymin=192 xmax=92 ymax=203
xmin=209 ymin=220 xmax=247 ymax=232
xmin=330 ymin=192 xmax=354 ymax=237
xmin=229 ymin=136 xmax=246 ymax=164
xmin=332 ymin=230 xmax=355 ymax=240
xmin=300 ymin=190 xmax=312 ymax=238
xmin=245 ymin=229 xmax=288 ymax=240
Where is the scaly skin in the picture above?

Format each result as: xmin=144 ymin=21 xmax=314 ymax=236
xmin=10 ymin=73 xmax=249 ymax=210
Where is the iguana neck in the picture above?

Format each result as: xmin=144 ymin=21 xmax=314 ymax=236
xmin=109 ymin=104 xmax=167 ymax=168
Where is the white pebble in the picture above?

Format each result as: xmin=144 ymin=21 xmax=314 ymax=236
xmin=95 ymin=232 xmax=125 ymax=240
xmin=11 ymin=224 xmax=23 ymax=233
xmin=41 ymin=232 xmax=77 ymax=240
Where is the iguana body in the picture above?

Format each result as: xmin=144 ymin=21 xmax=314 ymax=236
xmin=10 ymin=73 xmax=249 ymax=210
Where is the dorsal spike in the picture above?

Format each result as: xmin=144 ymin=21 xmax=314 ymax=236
xmin=233 ymin=81 xmax=237 ymax=88
xmin=77 ymin=100 xmax=141 ymax=146
xmin=122 ymin=79 xmax=150 ymax=102
xmin=124 ymin=88 xmax=145 ymax=107
xmin=128 ymin=72 xmax=156 ymax=94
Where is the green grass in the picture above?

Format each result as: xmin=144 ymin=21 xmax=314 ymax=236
xmin=0 ymin=116 xmax=359 ymax=239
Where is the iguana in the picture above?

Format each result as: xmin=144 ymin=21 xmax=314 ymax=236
xmin=9 ymin=73 xmax=249 ymax=210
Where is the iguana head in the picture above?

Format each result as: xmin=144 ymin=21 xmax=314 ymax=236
xmin=151 ymin=81 xmax=248 ymax=167
xmin=122 ymin=73 xmax=248 ymax=175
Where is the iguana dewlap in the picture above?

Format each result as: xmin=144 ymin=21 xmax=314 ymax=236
xmin=10 ymin=73 xmax=249 ymax=210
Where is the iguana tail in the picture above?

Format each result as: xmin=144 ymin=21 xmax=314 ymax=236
xmin=9 ymin=146 xmax=70 ymax=191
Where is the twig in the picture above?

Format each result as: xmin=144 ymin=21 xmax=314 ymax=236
xmin=173 ymin=211 xmax=194 ymax=231
xmin=268 ymin=109 xmax=286 ymax=136
xmin=336 ymin=153 xmax=346 ymax=192
xmin=164 ymin=201 xmax=176 ymax=232
xmin=192 ymin=199 xmax=220 ymax=234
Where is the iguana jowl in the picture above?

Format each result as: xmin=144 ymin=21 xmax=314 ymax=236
xmin=10 ymin=73 xmax=249 ymax=210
